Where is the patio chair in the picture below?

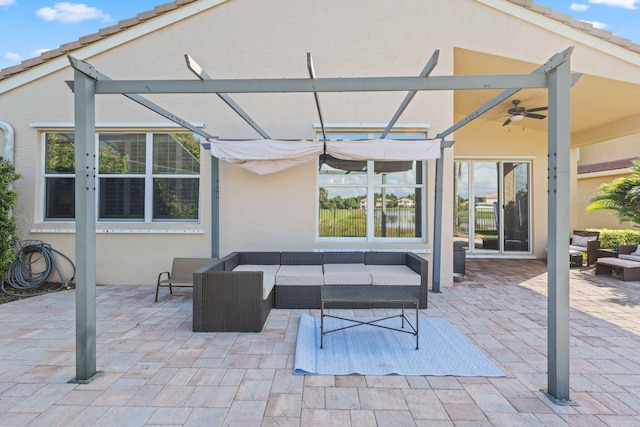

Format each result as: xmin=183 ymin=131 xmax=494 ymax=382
xmin=570 ymin=230 xmax=600 ymax=266
xmin=155 ymin=257 xmax=216 ymax=302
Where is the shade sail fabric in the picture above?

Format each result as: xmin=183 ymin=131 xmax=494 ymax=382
xmin=209 ymin=139 xmax=440 ymax=174
xmin=326 ymin=139 xmax=441 ymax=162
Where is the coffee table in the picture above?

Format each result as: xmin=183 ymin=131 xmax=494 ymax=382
xmin=320 ymin=285 xmax=419 ymax=350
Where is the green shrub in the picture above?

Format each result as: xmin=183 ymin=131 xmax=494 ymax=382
xmin=0 ymin=157 xmax=20 ymax=278
xmin=587 ymin=228 xmax=640 ymax=249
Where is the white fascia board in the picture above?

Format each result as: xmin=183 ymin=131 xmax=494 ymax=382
xmin=477 ymin=0 xmax=640 ymax=67
xmin=0 ymin=0 xmax=230 ymax=94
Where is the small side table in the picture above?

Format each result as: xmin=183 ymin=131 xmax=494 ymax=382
xmin=569 ymin=250 xmax=583 ymax=267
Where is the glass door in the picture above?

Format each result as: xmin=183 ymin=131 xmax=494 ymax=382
xmin=454 ymin=160 xmax=531 ymax=254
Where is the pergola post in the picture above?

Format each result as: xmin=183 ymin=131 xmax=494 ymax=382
xmin=70 ymin=69 xmax=100 ymax=383
xmin=431 ymin=144 xmax=446 ymax=293
xmin=546 ymin=58 xmax=573 ymax=404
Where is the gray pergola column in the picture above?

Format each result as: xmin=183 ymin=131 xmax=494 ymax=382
xmin=546 ymin=59 xmax=572 ymax=404
xmin=70 ymin=69 xmax=100 ymax=383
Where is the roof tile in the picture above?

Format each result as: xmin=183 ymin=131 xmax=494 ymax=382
xmin=59 ymin=40 xmax=83 ymax=53
xmin=78 ymin=32 xmax=104 ymax=45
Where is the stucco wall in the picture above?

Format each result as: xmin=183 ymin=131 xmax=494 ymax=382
xmin=1 ymin=0 xmax=639 ymax=285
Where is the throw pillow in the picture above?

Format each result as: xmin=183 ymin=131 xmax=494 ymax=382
xmin=571 ymin=235 xmax=590 ymax=247
xmin=632 ymin=244 xmax=640 ymax=256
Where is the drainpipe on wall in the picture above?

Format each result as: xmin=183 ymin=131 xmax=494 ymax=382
xmin=0 ymin=121 xmax=15 ymax=162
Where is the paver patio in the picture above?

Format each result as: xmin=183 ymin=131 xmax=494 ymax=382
xmin=1 ymin=259 xmax=639 ymax=426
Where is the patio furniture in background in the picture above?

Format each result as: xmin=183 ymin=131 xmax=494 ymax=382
xmin=595 ymin=257 xmax=640 ymax=281
xmin=155 ymin=257 xmax=216 ymax=302
xmin=569 ymin=250 xmax=583 ymax=267
xmin=570 ymin=230 xmax=600 ymax=266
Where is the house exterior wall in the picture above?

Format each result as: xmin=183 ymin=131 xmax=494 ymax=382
xmin=1 ymin=0 xmax=639 ymax=285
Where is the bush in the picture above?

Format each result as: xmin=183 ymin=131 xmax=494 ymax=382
xmin=588 ymin=228 xmax=640 ymax=249
xmin=0 ymin=158 xmax=20 ymax=278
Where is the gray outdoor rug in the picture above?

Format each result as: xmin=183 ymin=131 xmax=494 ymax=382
xmin=294 ymin=313 xmax=504 ymax=376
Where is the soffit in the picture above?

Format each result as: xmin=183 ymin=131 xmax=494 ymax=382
xmin=453 ymin=48 xmax=640 ymax=146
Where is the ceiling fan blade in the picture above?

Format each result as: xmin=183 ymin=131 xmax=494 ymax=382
xmin=502 ymin=118 xmax=512 ymax=126
xmin=527 ymin=106 xmax=548 ymax=112
xmin=527 ymin=113 xmax=547 ymax=119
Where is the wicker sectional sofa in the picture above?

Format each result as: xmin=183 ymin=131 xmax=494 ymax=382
xmin=193 ymin=251 xmax=429 ymax=332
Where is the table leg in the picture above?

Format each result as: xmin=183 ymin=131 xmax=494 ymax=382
xmin=320 ymin=300 xmax=324 ymax=349
xmin=415 ymin=302 xmax=419 ymax=350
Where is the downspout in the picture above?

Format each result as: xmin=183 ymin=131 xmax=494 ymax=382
xmin=0 ymin=121 xmax=15 ymax=162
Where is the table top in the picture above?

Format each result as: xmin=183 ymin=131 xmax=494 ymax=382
xmin=321 ymin=285 xmax=419 ymax=304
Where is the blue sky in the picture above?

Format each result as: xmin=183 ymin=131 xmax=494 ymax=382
xmin=1 ymin=0 xmax=639 ymax=71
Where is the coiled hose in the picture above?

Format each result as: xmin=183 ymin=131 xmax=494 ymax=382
xmin=2 ymin=240 xmax=76 ymax=297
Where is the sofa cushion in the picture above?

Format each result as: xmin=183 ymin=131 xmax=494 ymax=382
xmin=232 ymin=264 xmax=280 ymax=299
xmin=618 ymin=254 xmax=640 ymax=263
xmin=323 ymin=263 xmax=371 ymax=285
xmin=570 ymin=245 xmax=588 ymax=252
xmin=365 ymin=264 xmax=421 ymax=286
xmin=275 ymin=265 xmax=324 ymax=287
xmin=571 ymin=234 xmax=596 ymax=248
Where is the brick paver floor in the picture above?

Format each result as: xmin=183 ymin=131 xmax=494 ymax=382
xmin=1 ymin=259 xmax=639 ymax=426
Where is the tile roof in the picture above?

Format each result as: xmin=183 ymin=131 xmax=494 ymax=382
xmin=578 ymin=157 xmax=636 ymax=175
xmin=1 ymin=0 xmax=639 ymax=82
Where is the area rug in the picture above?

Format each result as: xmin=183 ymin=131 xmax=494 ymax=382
xmin=293 ymin=313 xmax=504 ymax=376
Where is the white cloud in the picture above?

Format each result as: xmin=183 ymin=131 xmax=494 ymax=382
xmin=36 ymin=2 xmax=111 ymax=23
xmin=31 ymin=48 xmax=52 ymax=58
xmin=581 ymin=19 xmax=608 ymax=29
xmin=3 ymin=52 xmax=21 ymax=61
xmin=587 ymin=0 xmax=639 ymax=9
xmin=0 ymin=0 xmax=16 ymax=6
xmin=570 ymin=3 xmax=590 ymax=11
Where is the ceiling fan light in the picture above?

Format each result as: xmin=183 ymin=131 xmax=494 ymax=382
xmin=510 ymin=114 xmax=524 ymax=122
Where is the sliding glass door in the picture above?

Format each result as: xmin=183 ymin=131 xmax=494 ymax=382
xmin=454 ymin=160 xmax=531 ymax=254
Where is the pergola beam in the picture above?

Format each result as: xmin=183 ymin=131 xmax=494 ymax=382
xmin=185 ymin=55 xmax=271 ymax=139
xmin=67 ymin=56 xmax=217 ymax=141
xmin=89 ymin=74 xmax=549 ymax=94
xmin=307 ymin=53 xmax=326 ymax=142
xmin=380 ymin=50 xmax=440 ymax=138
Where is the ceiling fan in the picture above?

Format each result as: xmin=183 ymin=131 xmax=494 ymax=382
xmin=502 ymin=99 xmax=548 ymax=126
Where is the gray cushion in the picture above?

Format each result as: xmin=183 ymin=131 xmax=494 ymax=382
xmin=618 ymin=254 xmax=640 ymax=263
xmin=365 ymin=264 xmax=421 ymax=286
xmin=233 ymin=264 xmax=280 ymax=299
xmin=323 ymin=263 xmax=371 ymax=285
xmin=275 ymin=265 xmax=324 ymax=286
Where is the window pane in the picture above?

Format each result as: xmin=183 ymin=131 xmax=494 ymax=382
xmin=153 ymin=134 xmax=200 ymax=175
xmin=153 ymin=178 xmax=199 ymax=220
xmin=373 ymin=161 xmax=420 ymax=184
xmin=373 ymin=187 xmax=422 ymax=238
xmin=318 ymin=162 xmax=368 ymax=185
xmin=45 ymin=133 xmax=75 ymax=174
xmin=99 ymin=178 xmax=145 ymax=220
xmin=319 ymin=187 xmax=366 ymax=237
xmin=46 ymin=177 xmax=75 ymax=219
xmin=99 ymin=133 xmax=146 ymax=174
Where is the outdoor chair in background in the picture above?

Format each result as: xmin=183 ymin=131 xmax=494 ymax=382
xmin=570 ymin=230 xmax=600 ymax=266
xmin=155 ymin=257 xmax=215 ymax=302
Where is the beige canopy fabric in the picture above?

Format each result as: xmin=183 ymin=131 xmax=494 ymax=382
xmin=210 ymin=138 xmax=441 ymax=174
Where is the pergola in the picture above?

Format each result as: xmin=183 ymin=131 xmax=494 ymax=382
xmin=68 ymin=47 xmax=577 ymax=404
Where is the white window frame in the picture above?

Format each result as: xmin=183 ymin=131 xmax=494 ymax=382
xmin=41 ymin=131 xmax=201 ymax=224
xmin=317 ymin=129 xmax=428 ymax=243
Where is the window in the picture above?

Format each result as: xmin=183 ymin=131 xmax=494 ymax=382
xmin=318 ymin=132 xmax=426 ymax=241
xmin=43 ymin=132 xmax=200 ymax=222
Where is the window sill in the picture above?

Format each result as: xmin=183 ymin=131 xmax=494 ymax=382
xmin=30 ymin=228 xmax=205 ymax=234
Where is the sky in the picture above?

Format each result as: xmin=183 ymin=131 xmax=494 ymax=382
xmin=1 ymin=0 xmax=639 ymax=71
